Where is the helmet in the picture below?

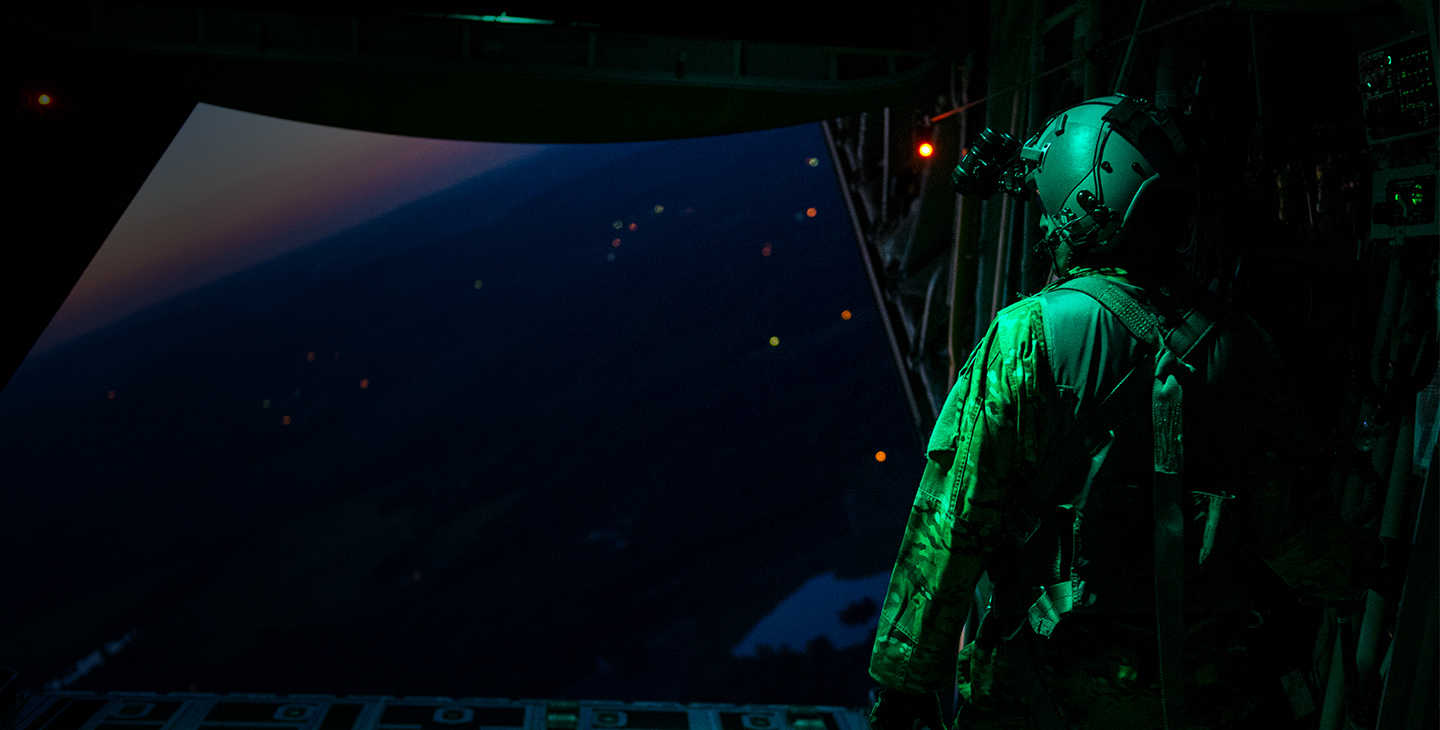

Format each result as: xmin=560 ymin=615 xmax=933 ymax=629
xmin=1018 ymin=94 xmax=1190 ymax=256
xmin=949 ymin=95 xmax=1191 ymax=258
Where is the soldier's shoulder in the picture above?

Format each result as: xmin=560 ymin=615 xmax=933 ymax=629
xmin=987 ymin=297 xmax=1047 ymax=347
xmin=995 ymin=294 xmax=1046 ymax=320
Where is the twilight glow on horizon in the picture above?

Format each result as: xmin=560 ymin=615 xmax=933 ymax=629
xmin=34 ymin=103 xmax=545 ymax=353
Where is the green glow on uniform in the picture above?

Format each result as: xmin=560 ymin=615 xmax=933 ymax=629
xmin=1117 ymin=664 xmax=1138 ymax=683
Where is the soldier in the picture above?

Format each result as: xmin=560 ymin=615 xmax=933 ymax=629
xmin=865 ymin=96 xmax=1389 ymax=730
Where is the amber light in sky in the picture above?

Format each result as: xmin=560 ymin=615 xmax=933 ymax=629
xmin=34 ymin=103 xmax=545 ymax=352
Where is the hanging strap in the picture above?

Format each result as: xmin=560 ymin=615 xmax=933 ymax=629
xmin=1027 ymin=434 xmax=1112 ymax=639
xmin=1055 ymin=276 xmax=1216 ymax=730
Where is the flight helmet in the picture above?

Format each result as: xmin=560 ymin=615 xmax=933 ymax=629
xmin=952 ymin=94 xmax=1191 ymax=257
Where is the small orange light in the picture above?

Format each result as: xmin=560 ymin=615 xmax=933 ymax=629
xmin=282 ymin=415 xmax=292 ymax=425
xmin=841 ymin=310 xmax=852 ymax=320
xmin=762 ymin=243 xmax=773 ymax=257
xmin=306 ymin=352 xmax=315 ymax=362
xmin=918 ymin=143 xmax=934 ymax=157
xmin=875 ymin=451 xmax=887 ymax=462
xmin=806 ymin=207 xmax=817 ymax=218
xmin=37 ymin=94 xmax=52 ymax=106
xmin=628 ymin=222 xmax=637 ymax=231
xmin=360 ymin=379 xmax=369 ymax=389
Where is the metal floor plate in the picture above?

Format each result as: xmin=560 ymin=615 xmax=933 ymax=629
xmin=4 ymin=694 xmax=868 ymax=730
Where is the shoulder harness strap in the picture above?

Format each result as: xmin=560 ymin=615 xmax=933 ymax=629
xmin=1035 ymin=275 xmax=1217 ymax=730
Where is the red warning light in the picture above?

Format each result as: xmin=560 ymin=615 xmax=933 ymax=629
xmin=612 ymin=238 xmax=621 ymax=248
xmin=360 ymin=379 xmax=370 ymax=389
xmin=762 ymin=243 xmax=773 ymax=257
xmin=282 ymin=415 xmax=292 ymax=425
xmin=915 ymin=119 xmax=935 ymax=159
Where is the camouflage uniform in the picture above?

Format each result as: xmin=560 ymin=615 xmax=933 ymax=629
xmin=869 ymin=268 xmax=1379 ymax=729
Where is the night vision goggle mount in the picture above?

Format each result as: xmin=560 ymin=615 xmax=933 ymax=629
xmin=949 ymin=127 xmax=1031 ymax=201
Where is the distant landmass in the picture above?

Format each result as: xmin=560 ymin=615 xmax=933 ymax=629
xmin=0 ymin=123 xmax=925 ymax=706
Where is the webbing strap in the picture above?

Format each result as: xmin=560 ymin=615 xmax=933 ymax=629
xmin=1028 ymin=580 xmax=1081 ymax=638
xmin=1152 ymin=370 xmax=1187 ymax=730
xmin=1055 ymin=276 xmax=1215 ymax=730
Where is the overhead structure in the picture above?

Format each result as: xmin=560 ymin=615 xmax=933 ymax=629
xmin=13 ymin=4 xmax=950 ymax=143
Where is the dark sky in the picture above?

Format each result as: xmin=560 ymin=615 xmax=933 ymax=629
xmin=0 ymin=113 xmax=924 ymax=704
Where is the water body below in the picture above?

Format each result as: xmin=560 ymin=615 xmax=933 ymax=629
xmin=732 ymin=571 xmax=890 ymax=656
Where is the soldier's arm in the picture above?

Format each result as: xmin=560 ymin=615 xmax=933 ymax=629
xmin=869 ymin=298 xmax=1050 ymax=692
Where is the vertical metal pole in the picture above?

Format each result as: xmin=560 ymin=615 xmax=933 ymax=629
xmin=989 ymin=196 xmax=1013 ymax=322
xmin=1249 ymin=14 xmax=1264 ymax=121
xmin=1319 ymin=617 xmax=1347 ymax=730
xmin=881 ymin=107 xmax=891 ymax=226
xmin=949 ymin=63 xmax=977 ymax=386
xmin=988 ymin=91 xmax=1024 ymax=320
xmin=1357 ymin=415 xmax=1417 ymax=680
xmin=1076 ymin=0 xmax=1102 ymax=99
xmin=1019 ymin=0 xmax=1046 ymax=294
xmin=1113 ymin=0 xmax=1151 ymax=94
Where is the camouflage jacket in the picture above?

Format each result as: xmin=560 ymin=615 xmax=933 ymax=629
xmin=869 ymin=268 xmax=1378 ymax=718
